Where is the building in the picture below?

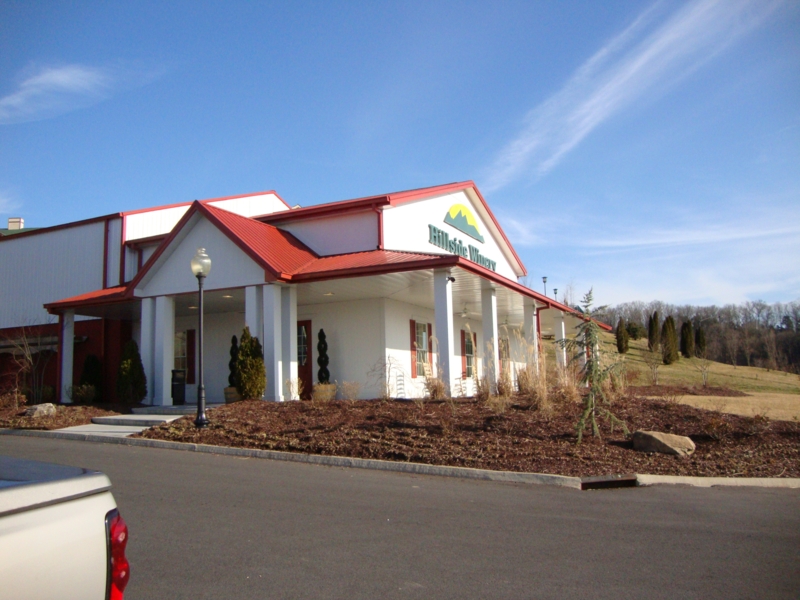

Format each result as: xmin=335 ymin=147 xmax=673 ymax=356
xmin=0 ymin=181 xmax=601 ymax=404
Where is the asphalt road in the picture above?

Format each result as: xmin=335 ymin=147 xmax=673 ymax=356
xmin=2 ymin=435 xmax=798 ymax=600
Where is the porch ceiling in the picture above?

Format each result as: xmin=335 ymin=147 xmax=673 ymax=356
xmin=296 ymin=267 xmax=557 ymax=328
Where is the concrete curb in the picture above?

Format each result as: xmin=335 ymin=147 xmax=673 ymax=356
xmin=0 ymin=428 xmax=582 ymax=489
xmin=3 ymin=428 xmax=798 ymax=490
xmin=635 ymin=474 xmax=800 ymax=489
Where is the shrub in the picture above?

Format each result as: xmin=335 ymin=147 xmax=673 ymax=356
xmin=117 ymin=340 xmax=147 ymax=404
xmin=625 ymin=320 xmax=647 ymax=340
xmin=79 ymin=354 xmax=103 ymax=401
xmin=236 ymin=327 xmax=266 ymax=400
xmin=227 ymin=335 xmax=239 ymax=388
xmin=474 ymin=375 xmax=490 ymax=403
xmin=68 ymin=384 xmax=96 ymax=404
xmin=695 ymin=327 xmax=707 ymax=357
xmin=496 ymin=369 xmax=513 ymax=397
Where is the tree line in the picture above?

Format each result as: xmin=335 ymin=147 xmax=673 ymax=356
xmin=600 ymin=299 xmax=800 ymax=373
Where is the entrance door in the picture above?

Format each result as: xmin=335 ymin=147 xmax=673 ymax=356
xmin=297 ymin=320 xmax=312 ymax=399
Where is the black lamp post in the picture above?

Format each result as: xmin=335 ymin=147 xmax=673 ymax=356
xmin=191 ymin=248 xmax=211 ymax=428
xmin=542 ymin=276 xmax=548 ymax=297
xmin=554 ymin=288 xmax=558 ymax=303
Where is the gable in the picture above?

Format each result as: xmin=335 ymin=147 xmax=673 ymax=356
xmin=381 ymin=189 xmax=522 ymax=280
xmin=134 ymin=213 xmax=266 ymax=298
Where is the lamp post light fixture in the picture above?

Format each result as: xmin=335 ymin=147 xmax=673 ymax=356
xmin=554 ymin=288 xmax=558 ymax=302
xmin=542 ymin=276 xmax=548 ymax=297
xmin=190 ymin=248 xmax=211 ymax=428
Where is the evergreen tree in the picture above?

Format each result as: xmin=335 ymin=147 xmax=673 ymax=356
xmin=116 ymin=340 xmax=147 ymax=403
xmin=695 ymin=327 xmax=707 ymax=357
xmin=79 ymin=354 xmax=103 ymax=401
xmin=661 ymin=316 xmax=679 ymax=365
xmin=317 ymin=329 xmax=330 ymax=384
xmin=563 ymin=289 xmax=628 ymax=443
xmin=236 ymin=327 xmax=266 ymax=400
xmin=625 ymin=320 xmax=647 ymax=340
xmin=680 ymin=321 xmax=695 ymax=358
xmin=616 ymin=318 xmax=629 ymax=354
xmin=648 ymin=311 xmax=660 ymax=352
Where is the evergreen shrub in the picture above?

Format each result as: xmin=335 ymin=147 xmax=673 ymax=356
xmin=236 ymin=327 xmax=266 ymax=400
xmin=117 ymin=340 xmax=147 ymax=403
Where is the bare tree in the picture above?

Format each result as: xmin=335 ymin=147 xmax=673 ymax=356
xmin=2 ymin=322 xmax=57 ymax=404
xmin=722 ymin=325 xmax=740 ymax=368
xmin=642 ymin=350 xmax=662 ymax=385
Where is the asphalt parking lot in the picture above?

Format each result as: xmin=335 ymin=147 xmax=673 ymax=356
xmin=2 ymin=435 xmax=798 ymax=600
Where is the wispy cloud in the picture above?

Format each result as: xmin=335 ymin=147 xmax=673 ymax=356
xmin=0 ymin=62 xmax=164 ymax=125
xmin=483 ymin=0 xmax=781 ymax=190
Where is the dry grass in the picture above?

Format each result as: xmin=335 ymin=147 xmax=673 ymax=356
xmin=311 ymin=383 xmax=337 ymax=404
xmin=424 ymin=376 xmax=447 ymax=401
xmin=339 ymin=381 xmax=361 ymax=401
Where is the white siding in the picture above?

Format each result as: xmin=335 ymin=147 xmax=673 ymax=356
xmin=0 ymin=222 xmax=105 ymax=327
xmin=297 ymin=298 xmax=385 ymax=399
xmin=135 ymin=215 xmax=265 ymax=298
xmin=175 ymin=312 xmax=245 ymax=404
xmin=105 ymin=217 xmax=122 ymax=286
xmin=125 ymin=193 xmax=288 ymax=242
xmin=278 ymin=211 xmax=379 ymax=256
xmin=382 ymin=190 xmax=520 ymax=280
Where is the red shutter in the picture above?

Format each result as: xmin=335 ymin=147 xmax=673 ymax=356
xmin=410 ymin=320 xmax=417 ymax=378
xmin=186 ymin=329 xmax=196 ymax=384
xmin=460 ymin=330 xmax=467 ymax=378
xmin=427 ymin=323 xmax=433 ymax=366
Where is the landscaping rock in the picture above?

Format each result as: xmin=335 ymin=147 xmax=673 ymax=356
xmin=633 ymin=430 xmax=696 ymax=457
xmin=26 ymin=403 xmax=57 ymax=418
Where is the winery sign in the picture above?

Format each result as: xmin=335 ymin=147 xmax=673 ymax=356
xmin=428 ymin=204 xmax=497 ymax=272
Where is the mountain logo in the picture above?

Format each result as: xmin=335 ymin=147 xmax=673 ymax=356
xmin=443 ymin=204 xmax=484 ymax=243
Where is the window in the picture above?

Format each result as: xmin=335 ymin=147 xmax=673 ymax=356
xmin=174 ymin=331 xmax=187 ymax=371
xmin=297 ymin=325 xmax=308 ymax=366
xmin=410 ymin=320 xmax=432 ymax=378
xmin=499 ymin=337 xmax=510 ymax=373
xmin=465 ymin=333 xmax=475 ymax=378
xmin=416 ymin=322 xmax=429 ymax=375
xmin=174 ymin=330 xmax=196 ymax=384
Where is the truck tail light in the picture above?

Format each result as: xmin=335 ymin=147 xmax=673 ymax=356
xmin=105 ymin=509 xmax=130 ymax=600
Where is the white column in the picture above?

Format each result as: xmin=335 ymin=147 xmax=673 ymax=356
xmin=59 ymin=310 xmax=75 ymax=404
xmin=153 ymin=296 xmax=175 ymax=405
xmin=555 ymin=311 xmax=567 ymax=368
xmin=262 ymin=284 xmax=283 ymax=401
xmin=245 ymin=285 xmax=263 ymax=338
xmin=281 ymin=286 xmax=298 ymax=400
xmin=433 ymin=269 xmax=456 ymax=395
xmin=523 ymin=301 xmax=539 ymax=368
xmin=481 ymin=284 xmax=499 ymax=391
xmin=140 ymin=297 xmax=155 ymax=404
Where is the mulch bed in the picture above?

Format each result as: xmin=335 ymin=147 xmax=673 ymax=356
xmin=135 ymin=391 xmax=800 ymax=478
xmin=630 ymin=385 xmax=749 ymax=397
xmin=0 ymin=403 xmax=120 ymax=430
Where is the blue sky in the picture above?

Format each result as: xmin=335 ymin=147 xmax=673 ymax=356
xmin=1 ymin=0 xmax=798 ymax=307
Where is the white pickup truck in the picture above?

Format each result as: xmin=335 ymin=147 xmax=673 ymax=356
xmin=0 ymin=456 xmax=130 ymax=599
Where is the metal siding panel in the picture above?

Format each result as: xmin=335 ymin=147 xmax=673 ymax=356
xmin=105 ymin=217 xmax=122 ymax=287
xmin=0 ymin=222 xmax=105 ymax=327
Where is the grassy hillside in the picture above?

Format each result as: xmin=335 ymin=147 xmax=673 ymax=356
xmin=593 ymin=333 xmax=800 ymax=394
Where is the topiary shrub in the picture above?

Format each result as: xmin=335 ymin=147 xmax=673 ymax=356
xmin=79 ymin=354 xmax=103 ymax=402
xmin=117 ymin=340 xmax=147 ymax=404
xmin=317 ymin=329 xmax=330 ymax=384
xmin=695 ymin=327 xmax=707 ymax=357
xmin=236 ymin=327 xmax=266 ymax=400
xmin=648 ymin=311 xmax=660 ymax=352
xmin=227 ymin=335 xmax=239 ymax=388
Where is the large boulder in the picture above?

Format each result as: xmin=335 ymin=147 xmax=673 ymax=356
xmin=25 ymin=403 xmax=57 ymax=418
xmin=633 ymin=430 xmax=696 ymax=457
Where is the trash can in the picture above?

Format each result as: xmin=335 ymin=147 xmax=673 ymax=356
xmin=171 ymin=369 xmax=186 ymax=405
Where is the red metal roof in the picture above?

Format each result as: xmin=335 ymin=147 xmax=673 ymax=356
xmin=44 ymin=286 xmax=128 ymax=310
xmin=200 ymin=203 xmax=318 ymax=278
xmin=291 ymin=250 xmax=458 ymax=281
